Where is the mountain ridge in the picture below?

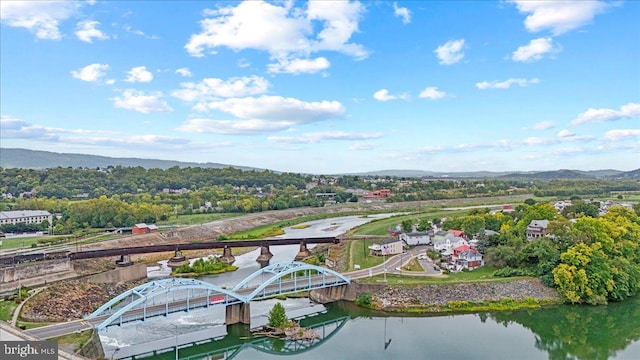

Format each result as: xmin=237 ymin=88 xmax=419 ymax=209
xmin=1 ymin=148 xmax=636 ymax=179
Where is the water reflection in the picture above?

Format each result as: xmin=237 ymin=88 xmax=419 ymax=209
xmin=490 ymin=296 xmax=640 ymax=360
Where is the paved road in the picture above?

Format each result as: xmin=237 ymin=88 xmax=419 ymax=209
xmin=345 ymin=246 xmax=440 ymax=279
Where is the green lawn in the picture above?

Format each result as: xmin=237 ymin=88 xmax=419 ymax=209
xmin=0 ymin=236 xmax=44 ymax=249
xmin=157 ymin=213 xmax=241 ymax=226
xmin=0 ymin=300 xmax=18 ymax=321
xmin=53 ymin=330 xmax=94 ymax=352
xmin=356 ymin=266 xmax=533 ymax=285
xmin=16 ymin=321 xmax=55 ymax=329
xmin=347 ymin=239 xmax=387 ymax=271
xmin=403 ymin=258 xmax=424 ymax=272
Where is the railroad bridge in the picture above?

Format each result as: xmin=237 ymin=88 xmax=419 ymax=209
xmin=87 ymin=261 xmax=350 ymax=331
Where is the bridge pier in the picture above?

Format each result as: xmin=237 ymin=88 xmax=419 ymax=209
xmin=225 ymin=302 xmax=250 ymax=325
xmin=167 ymin=250 xmax=188 ymax=268
xmin=294 ymin=242 xmax=311 ymax=261
xmin=220 ymin=246 xmax=235 ymax=264
xmin=115 ymin=255 xmax=133 ymax=267
xmin=256 ymin=246 xmax=273 ymax=262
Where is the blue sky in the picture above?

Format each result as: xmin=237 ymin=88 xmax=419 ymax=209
xmin=1 ymin=0 xmax=639 ymax=174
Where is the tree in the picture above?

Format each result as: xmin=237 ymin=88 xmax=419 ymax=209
xmin=401 ymin=219 xmax=413 ymax=233
xmin=524 ymin=198 xmax=537 ymax=206
xmin=268 ymin=302 xmax=288 ymax=329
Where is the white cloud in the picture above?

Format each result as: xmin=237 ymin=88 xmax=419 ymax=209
xmin=512 ymin=37 xmax=560 ymax=62
xmin=528 ymin=121 xmax=555 ymax=130
xmin=177 ymin=95 xmax=345 ymax=134
xmin=70 ymin=63 xmax=110 ymax=82
xmin=172 ymin=76 xmax=270 ymax=106
xmin=238 ymin=58 xmax=251 ymax=68
xmin=112 ymin=89 xmax=173 ymax=114
xmin=175 ymin=68 xmax=193 ymax=77
xmin=419 ymin=87 xmax=447 ymax=100
xmin=508 ymin=0 xmax=609 ymax=35
xmin=349 ymin=142 xmax=375 ymax=151
xmin=267 ymin=57 xmax=330 ymax=74
xmin=373 ymin=89 xmax=396 ymax=102
xmin=123 ymin=25 xmax=158 ymax=39
xmin=602 ymin=129 xmax=640 ymax=142
xmin=184 ymin=1 xmax=368 ymax=62
xmin=572 ymin=102 xmax=640 ymax=125
xmin=177 ymin=119 xmax=297 ymax=135
xmin=434 ymin=39 xmax=465 ymax=65
xmin=0 ymin=1 xmax=81 ymax=40
xmin=206 ymin=96 xmax=345 ymax=122
xmin=125 ymin=66 xmax=154 ymax=83
xmin=269 ymin=131 xmax=383 ymax=144
xmin=476 ymin=78 xmax=540 ymax=90
xmin=105 ymin=79 xmax=116 ymax=85
xmin=75 ymin=20 xmax=109 ymax=43
xmin=557 ymin=129 xmax=574 ymax=138
xmin=393 ymin=2 xmax=411 ymax=24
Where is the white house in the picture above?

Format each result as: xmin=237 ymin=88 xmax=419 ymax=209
xmin=369 ymin=239 xmax=404 ymax=256
xmin=399 ymin=231 xmax=431 ymax=246
xmin=433 ymin=236 xmax=468 ymax=252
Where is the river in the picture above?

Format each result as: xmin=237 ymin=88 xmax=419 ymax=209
xmin=101 ymin=214 xmax=640 ymax=359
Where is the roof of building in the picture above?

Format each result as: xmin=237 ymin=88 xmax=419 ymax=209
xmin=0 ymin=210 xmax=51 ymax=219
xmin=375 ymin=238 xmax=403 ymax=245
xmin=528 ymin=220 xmax=550 ymax=229
xmin=453 ymin=244 xmax=471 ymax=252
xmin=404 ymin=232 xmax=431 ymax=237
xmin=133 ymin=223 xmax=149 ymax=228
xmin=448 ymin=229 xmax=465 ymax=237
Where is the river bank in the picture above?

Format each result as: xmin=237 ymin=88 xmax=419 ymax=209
xmin=345 ymin=278 xmax=563 ymax=313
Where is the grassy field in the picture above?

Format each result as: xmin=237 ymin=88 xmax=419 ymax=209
xmin=0 ymin=299 xmax=17 ymax=321
xmin=355 ymin=266 xmax=532 ymax=285
xmin=403 ymin=258 xmax=424 ymax=272
xmin=347 ymin=239 xmax=387 ymax=270
xmin=157 ymin=213 xmax=240 ymax=226
xmin=16 ymin=321 xmax=55 ymax=329
xmin=53 ymin=330 xmax=94 ymax=353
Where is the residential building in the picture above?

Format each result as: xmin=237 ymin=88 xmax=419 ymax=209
xmin=452 ymin=245 xmax=483 ymax=270
xmin=448 ymin=229 xmax=467 ymax=239
xmin=399 ymin=231 xmax=431 ymax=246
xmin=526 ymin=220 xmax=549 ymax=240
xmin=0 ymin=210 xmax=53 ymax=226
xmin=369 ymin=239 xmax=404 ymax=256
xmin=433 ymin=235 xmax=468 ymax=252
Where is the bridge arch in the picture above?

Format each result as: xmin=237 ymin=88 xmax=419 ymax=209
xmin=87 ymin=278 xmax=244 ymax=331
xmin=233 ymin=261 xmax=350 ymax=301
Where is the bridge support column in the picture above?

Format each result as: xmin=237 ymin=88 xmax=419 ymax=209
xmin=220 ymin=246 xmax=235 ymax=264
xmin=295 ymin=242 xmax=311 ymax=261
xmin=115 ymin=255 xmax=132 ymax=267
xmin=256 ymin=246 xmax=273 ymax=262
xmin=225 ymin=302 xmax=250 ymax=325
xmin=167 ymin=250 xmax=188 ymax=268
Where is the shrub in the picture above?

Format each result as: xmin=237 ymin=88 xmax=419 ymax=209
xmin=355 ymin=293 xmax=372 ymax=307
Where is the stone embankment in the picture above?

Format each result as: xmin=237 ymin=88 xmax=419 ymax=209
xmin=21 ymin=280 xmax=141 ymax=322
xmin=371 ymin=279 xmax=561 ymax=308
xmin=312 ymin=279 xmax=561 ymax=308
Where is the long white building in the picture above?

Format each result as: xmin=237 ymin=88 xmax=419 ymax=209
xmin=0 ymin=210 xmax=53 ymax=226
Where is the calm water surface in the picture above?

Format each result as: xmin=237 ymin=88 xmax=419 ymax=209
xmin=107 ymin=215 xmax=640 ymax=359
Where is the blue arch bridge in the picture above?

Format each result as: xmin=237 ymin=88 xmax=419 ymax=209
xmin=87 ymin=261 xmax=350 ymax=331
